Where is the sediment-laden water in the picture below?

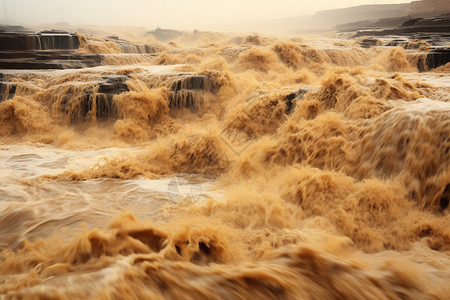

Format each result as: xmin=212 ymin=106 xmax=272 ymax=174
xmin=0 ymin=31 xmax=449 ymax=299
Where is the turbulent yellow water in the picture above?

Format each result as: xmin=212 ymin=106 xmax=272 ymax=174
xmin=0 ymin=32 xmax=449 ymax=299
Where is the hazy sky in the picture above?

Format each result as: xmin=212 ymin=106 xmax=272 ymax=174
xmin=1 ymin=0 xmax=412 ymax=30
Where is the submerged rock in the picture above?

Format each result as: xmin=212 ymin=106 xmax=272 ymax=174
xmin=284 ymin=89 xmax=311 ymax=115
xmin=0 ymin=73 xmax=16 ymax=102
xmin=1 ymin=69 xmax=222 ymax=123
xmin=66 ymin=75 xmax=130 ymax=122
xmin=169 ymin=75 xmax=218 ymax=111
xmin=414 ymin=47 xmax=450 ymax=71
xmin=440 ymin=184 xmax=450 ymax=211
xmin=0 ymin=51 xmax=103 ymax=70
xmin=0 ymin=28 xmax=103 ymax=70
xmin=359 ymin=38 xmax=381 ymax=48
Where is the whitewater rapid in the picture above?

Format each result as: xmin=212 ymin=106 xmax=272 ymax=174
xmin=0 ymin=31 xmax=449 ymax=299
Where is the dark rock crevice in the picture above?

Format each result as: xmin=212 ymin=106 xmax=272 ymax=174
xmin=284 ymin=89 xmax=311 ymax=115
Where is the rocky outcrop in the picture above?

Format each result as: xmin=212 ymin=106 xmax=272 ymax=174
xmin=0 ymin=74 xmax=16 ymax=102
xmin=0 ymin=27 xmax=217 ymax=121
xmin=70 ymin=74 xmax=221 ymax=121
xmin=337 ymin=14 xmax=450 ymax=71
xmin=353 ymin=14 xmax=450 ymax=36
xmin=33 ymin=30 xmax=79 ymax=50
xmin=0 ymin=51 xmax=102 ymax=69
xmin=359 ymin=38 xmax=382 ymax=48
xmin=0 ymin=29 xmax=79 ymax=51
xmin=1 ymin=71 xmax=221 ymax=121
xmin=411 ymin=48 xmax=450 ymax=72
xmin=74 ymin=76 xmax=130 ymax=122
xmin=0 ymin=28 xmax=103 ymax=70
xmin=441 ymin=184 xmax=450 ymax=211
xmin=425 ymin=48 xmax=450 ymax=70
xmin=147 ymin=28 xmax=184 ymax=42
xmin=0 ymin=28 xmax=163 ymax=70
xmin=336 ymin=16 xmax=410 ymax=32
xmin=169 ymin=75 xmax=218 ymax=111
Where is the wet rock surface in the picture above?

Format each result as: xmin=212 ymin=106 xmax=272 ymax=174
xmin=74 ymin=76 xmax=130 ymax=122
xmin=284 ymin=89 xmax=311 ymax=115
xmin=440 ymin=184 xmax=450 ymax=211
xmin=350 ymin=14 xmax=450 ymax=48
xmin=409 ymin=47 xmax=450 ymax=72
xmin=345 ymin=14 xmax=450 ymax=37
xmin=0 ymin=28 xmax=79 ymax=51
xmin=70 ymin=74 xmax=220 ymax=121
xmin=0 ymin=27 xmax=223 ymax=121
xmin=0 ymin=27 xmax=102 ymax=70
xmin=1 ymin=70 xmax=220 ymax=122
xmin=0 ymin=51 xmax=102 ymax=69
xmin=341 ymin=14 xmax=450 ymax=71
xmin=425 ymin=48 xmax=450 ymax=70
xmin=169 ymin=75 xmax=218 ymax=111
xmin=0 ymin=28 xmax=163 ymax=70
xmin=0 ymin=73 xmax=16 ymax=102
xmin=359 ymin=38 xmax=382 ymax=48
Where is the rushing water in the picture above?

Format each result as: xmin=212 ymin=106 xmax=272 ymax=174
xmin=0 ymin=31 xmax=449 ymax=299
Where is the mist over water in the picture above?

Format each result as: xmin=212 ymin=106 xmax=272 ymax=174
xmin=0 ymin=23 xmax=450 ymax=299
xmin=0 ymin=0 xmax=413 ymax=31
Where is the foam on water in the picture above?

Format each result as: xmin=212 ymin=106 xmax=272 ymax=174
xmin=0 ymin=31 xmax=449 ymax=299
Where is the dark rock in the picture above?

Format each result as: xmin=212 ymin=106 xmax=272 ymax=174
xmin=0 ymin=33 xmax=33 ymax=51
xmin=0 ymin=29 xmax=104 ymax=70
xmin=0 ymin=51 xmax=103 ymax=70
xmin=335 ymin=16 xmax=410 ymax=32
xmin=75 ymin=92 xmax=118 ymax=122
xmin=440 ymin=184 xmax=450 ymax=211
xmin=360 ymin=38 xmax=381 ymax=48
xmin=0 ymin=30 xmax=78 ymax=51
xmin=0 ymin=73 xmax=130 ymax=121
xmin=0 ymin=59 xmax=63 ymax=69
xmin=169 ymin=75 xmax=218 ymax=111
xmin=0 ymin=25 xmax=30 ymax=33
xmin=354 ymin=14 xmax=450 ymax=37
xmin=1 ymin=46 xmax=219 ymax=120
xmin=284 ymin=89 xmax=310 ymax=115
xmin=98 ymin=75 xmax=129 ymax=94
xmin=76 ymin=75 xmax=130 ymax=122
xmin=0 ymin=73 xmax=16 ymax=102
xmin=169 ymin=90 xmax=198 ymax=110
xmin=33 ymin=31 xmax=79 ymax=50
xmin=171 ymin=75 xmax=212 ymax=92
xmin=415 ymin=47 xmax=450 ymax=71
xmin=426 ymin=48 xmax=450 ymax=70
xmin=385 ymin=39 xmax=408 ymax=47
xmin=0 ymin=81 xmax=16 ymax=102
xmin=65 ymin=73 xmax=220 ymax=120
xmin=401 ymin=18 xmax=424 ymax=26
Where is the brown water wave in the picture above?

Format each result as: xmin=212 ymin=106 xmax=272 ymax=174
xmin=1 ymin=212 xmax=449 ymax=299
xmin=0 ymin=33 xmax=449 ymax=299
